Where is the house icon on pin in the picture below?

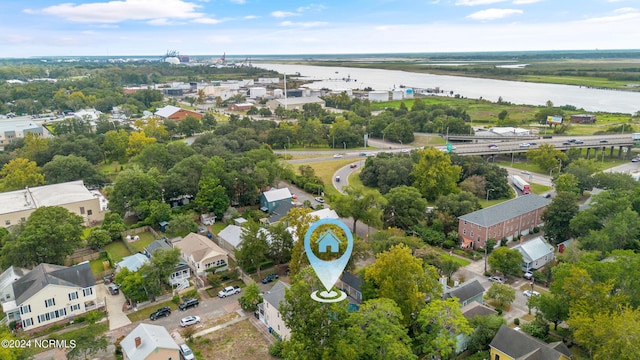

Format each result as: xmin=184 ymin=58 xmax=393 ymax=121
xmin=316 ymin=230 xmax=342 ymax=253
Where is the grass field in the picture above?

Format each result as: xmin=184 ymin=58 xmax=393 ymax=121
xmin=300 ymin=158 xmax=357 ymax=200
xmin=127 ymin=231 xmax=158 ymax=253
xmin=127 ymin=299 xmax=178 ymax=322
xmin=104 ymin=241 xmax=131 ymax=263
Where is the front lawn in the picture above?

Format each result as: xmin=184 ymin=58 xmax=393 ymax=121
xmin=127 ymin=299 xmax=178 ymax=323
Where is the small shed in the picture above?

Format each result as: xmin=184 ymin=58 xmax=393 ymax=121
xmin=158 ymin=221 xmax=169 ymax=232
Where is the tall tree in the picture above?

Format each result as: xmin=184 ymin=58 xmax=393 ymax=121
xmin=484 ymin=283 xmax=516 ymax=308
xmin=487 ymin=247 xmax=523 ymax=276
xmin=1 ymin=206 xmax=84 ymax=267
xmin=65 ymin=323 xmax=109 ymax=360
xmin=333 ymin=184 xmax=386 ymax=233
xmin=364 ymin=244 xmax=440 ymax=325
xmin=235 ymin=220 xmax=270 ymax=277
xmin=194 ymin=176 xmax=229 ymax=219
xmin=0 ymin=157 xmax=45 ymax=191
xmin=383 ymin=185 xmax=428 ymax=229
xmin=415 ymin=298 xmax=473 ymax=359
xmin=412 ymin=148 xmax=462 ymax=201
xmin=102 ymin=129 xmax=129 ymax=162
xmin=536 ymin=293 xmax=569 ymax=330
xmin=108 ymin=166 xmax=162 ymax=216
xmin=466 ymin=314 xmax=506 ymax=353
xmin=268 ymin=221 xmax=294 ymax=268
xmin=166 ymin=213 xmax=198 ymax=236
xmin=526 ymin=144 xmax=566 ymax=173
xmin=284 ymin=207 xmax=315 ymax=277
xmin=126 ymin=130 xmax=156 ymax=157
xmin=85 ymin=229 xmax=111 ymax=250
xmin=42 ymin=154 xmax=107 ymax=186
xmin=542 ymin=191 xmax=579 ymax=245
xmin=140 ymin=247 xmax=180 ymax=295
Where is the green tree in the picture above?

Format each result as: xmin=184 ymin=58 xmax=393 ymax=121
xmin=65 ymin=323 xmax=109 ymax=360
xmin=135 ymin=200 xmax=172 ymax=227
xmin=235 ymin=220 xmax=269 ymax=277
xmin=339 ymin=298 xmax=417 ymax=360
xmin=554 ymin=173 xmax=580 ymax=195
xmin=526 ymin=144 xmax=566 ymax=173
xmin=42 ymin=154 xmax=107 ymax=187
xmin=364 ymin=244 xmax=440 ymax=325
xmin=333 ymin=184 xmax=386 ymax=233
xmin=466 ymin=314 xmax=506 ymax=353
xmin=115 ymin=268 xmax=148 ymax=303
xmin=177 ymin=115 xmax=202 ymax=136
xmin=194 ymin=176 xmax=229 ymax=219
xmin=383 ymin=185 xmax=428 ymax=229
xmin=487 ymin=247 xmax=523 ymax=276
xmin=268 ymin=221 xmax=294 ymax=268
xmin=141 ymin=247 xmax=180 ymax=295
xmin=415 ymin=298 xmax=473 ymax=359
xmin=0 ymin=324 xmax=28 ymax=360
xmin=238 ymin=282 xmax=263 ymax=312
xmin=412 ymin=148 xmax=462 ymax=201
xmin=542 ymin=191 xmax=579 ymax=245
xmin=101 ymin=212 xmax=126 ymax=241
xmin=284 ymin=207 xmax=315 ymax=277
xmin=108 ymin=166 xmax=162 ymax=216
xmin=86 ymin=229 xmax=111 ymax=250
xmin=370 ymin=228 xmax=424 ymax=255
xmin=126 ymin=130 xmax=156 ymax=158
xmin=536 ymin=293 xmax=569 ymax=330
xmin=0 ymin=157 xmax=45 ymax=191
xmin=484 ymin=283 xmax=516 ymax=308
xmin=1 ymin=206 xmax=84 ymax=267
xmin=166 ymin=213 xmax=198 ymax=236
xmin=102 ymin=129 xmax=129 ymax=162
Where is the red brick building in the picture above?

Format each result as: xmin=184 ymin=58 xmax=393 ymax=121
xmin=458 ymin=195 xmax=551 ymax=249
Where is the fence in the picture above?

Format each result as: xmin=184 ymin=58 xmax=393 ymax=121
xmin=121 ymin=225 xmax=159 ymax=240
xmin=65 ymin=246 xmax=101 ymax=266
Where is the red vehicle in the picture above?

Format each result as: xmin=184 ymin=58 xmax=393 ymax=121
xmin=512 ymin=175 xmax=531 ymax=194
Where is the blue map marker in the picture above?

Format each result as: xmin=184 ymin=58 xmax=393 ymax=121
xmin=304 ymin=218 xmax=353 ymax=303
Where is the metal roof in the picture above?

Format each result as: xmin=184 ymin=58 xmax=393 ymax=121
xmin=262 ymin=188 xmax=292 ymax=203
xmin=458 ymin=195 xmax=551 ymax=228
xmin=512 ymin=237 xmax=554 ymax=263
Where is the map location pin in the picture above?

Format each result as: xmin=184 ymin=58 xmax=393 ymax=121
xmin=304 ymin=218 xmax=353 ymax=303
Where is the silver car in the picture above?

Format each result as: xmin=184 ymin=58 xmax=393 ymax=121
xmin=180 ymin=315 xmax=201 ymax=327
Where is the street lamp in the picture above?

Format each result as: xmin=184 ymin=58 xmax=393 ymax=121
xmin=343 ymin=141 xmax=346 ymax=150
xmin=486 ymin=188 xmax=495 ymax=205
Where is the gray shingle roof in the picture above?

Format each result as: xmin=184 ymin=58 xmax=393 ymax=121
xmin=13 ymin=263 xmax=95 ymax=305
xmin=443 ymin=279 xmax=485 ymax=303
xmin=341 ymin=272 xmax=362 ymax=291
xmin=458 ymin=195 xmax=551 ymax=227
xmin=490 ymin=325 xmax=572 ymax=360
xmin=262 ymin=281 xmax=290 ymax=311
xmin=268 ymin=201 xmax=294 ymax=223
xmin=460 ymin=302 xmax=498 ymax=320
xmin=144 ymin=239 xmax=171 ymax=255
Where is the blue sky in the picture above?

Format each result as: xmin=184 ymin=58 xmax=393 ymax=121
xmin=1 ymin=0 xmax=639 ymax=57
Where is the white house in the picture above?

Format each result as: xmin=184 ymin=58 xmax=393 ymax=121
xmin=217 ymin=225 xmax=273 ymax=255
xmin=0 ymin=266 xmax=29 ymax=304
xmin=172 ymin=233 xmax=228 ymax=276
xmin=8 ymin=263 xmax=98 ymax=332
xmin=121 ymin=323 xmax=180 ymax=360
xmin=513 ymin=236 xmax=555 ymax=271
xmin=144 ymin=240 xmax=190 ymax=291
xmin=258 ymin=281 xmax=291 ymax=340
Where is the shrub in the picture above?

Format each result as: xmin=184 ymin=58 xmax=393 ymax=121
xmin=182 ymin=289 xmax=200 ymax=300
xmin=207 ymin=273 xmax=222 ymax=288
xmin=269 ymin=341 xmax=284 ymax=357
xmin=514 ymin=318 xmax=520 ymax=326
xmin=172 ymin=294 xmax=180 ymax=305
xmin=217 ymin=267 xmax=240 ymax=282
xmin=443 ymin=239 xmax=456 ymax=249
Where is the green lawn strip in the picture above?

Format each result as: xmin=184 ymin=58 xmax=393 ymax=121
xmin=436 ymin=250 xmax=471 ymax=267
xmin=127 ymin=299 xmax=178 ymax=323
xmin=128 ymin=232 xmax=158 ymax=253
xmin=211 ymin=222 xmax=226 ymax=235
xmin=90 ymin=255 xmax=110 ymax=274
xmin=104 ymin=241 xmax=131 ymax=263
xmin=301 ymin=158 xmax=358 ymax=200
xmin=529 ymin=183 xmax=552 ymax=195
xmin=411 ymin=133 xmax=446 ymax=147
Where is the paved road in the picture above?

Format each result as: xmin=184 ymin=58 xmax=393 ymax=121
xmin=333 ymin=159 xmax=367 ymax=193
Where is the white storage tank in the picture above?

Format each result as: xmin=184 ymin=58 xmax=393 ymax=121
xmin=391 ymin=90 xmax=404 ymax=100
xmin=273 ymin=89 xmax=283 ymax=98
xmin=404 ymin=88 xmax=414 ymax=98
xmin=368 ymin=91 xmax=389 ymax=102
xmin=249 ymin=87 xmax=267 ymax=99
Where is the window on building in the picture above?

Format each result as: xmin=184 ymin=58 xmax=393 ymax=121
xmin=470 ymin=231 xmax=474 ymax=237
xmin=5 ymin=220 xmax=10 ymax=226
xmin=87 ymin=209 xmax=92 ymax=215
xmin=22 ymin=318 xmax=33 ymax=328
xmin=494 ymin=355 xmax=500 ymax=360
xmin=69 ymin=292 xmax=78 ymax=301
xmin=80 ymin=207 xmax=85 ymax=215
xmin=45 ymin=298 xmax=55 ymax=308
xmin=20 ymin=305 xmax=31 ymax=314
xmin=70 ymin=304 xmax=81 ymax=311
xmin=82 ymin=288 xmax=93 ymax=297
xmin=463 ymin=229 xmax=467 ymax=235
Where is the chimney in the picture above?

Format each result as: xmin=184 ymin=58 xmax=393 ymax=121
xmin=134 ymin=337 xmax=141 ymax=348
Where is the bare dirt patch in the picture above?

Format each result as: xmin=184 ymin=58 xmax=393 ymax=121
xmin=191 ymin=318 xmax=276 ymax=360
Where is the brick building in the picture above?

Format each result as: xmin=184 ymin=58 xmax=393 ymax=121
xmin=570 ymin=114 xmax=596 ymax=124
xmin=458 ymin=195 xmax=551 ymax=249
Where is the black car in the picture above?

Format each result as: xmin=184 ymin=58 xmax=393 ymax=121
xmin=261 ymin=273 xmax=279 ymax=284
xmin=179 ymin=298 xmax=199 ymax=311
xmin=150 ymin=306 xmax=171 ymax=320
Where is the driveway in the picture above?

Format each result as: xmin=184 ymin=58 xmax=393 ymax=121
xmin=98 ymin=281 xmax=132 ymax=331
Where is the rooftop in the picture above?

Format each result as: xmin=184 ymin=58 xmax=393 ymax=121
xmin=173 ymin=232 xmax=226 ymax=262
xmin=490 ymin=325 xmax=572 ymax=360
xmin=262 ymin=188 xmax=292 ymax=203
xmin=458 ymin=195 xmax=551 ymax=228
xmin=443 ymin=279 xmax=485 ymax=303
xmin=273 ymin=96 xmax=325 ymax=106
xmin=0 ymin=180 xmax=97 ymax=216
xmin=262 ymin=281 xmax=290 ymax=311
xmin=121 ymin=323 xmax=179 ymax=360
xmin=13 ymin=262 xmax=95 ymax=305
xmin=513 ymin=236 xmax=554 ymax=262
xmin=154 ymin=105 xmax=182 ymax=118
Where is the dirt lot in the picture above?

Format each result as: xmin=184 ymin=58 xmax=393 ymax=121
xmin=191 ymin=318 xmax=276 ymax=360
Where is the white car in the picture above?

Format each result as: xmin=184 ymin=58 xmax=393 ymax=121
xmin=333 ymin=154 xmax=343 ymax=158
xmin=314 ymin=197 xmax=325 ymax=203
xmin=488 ymin=276 xmax=505 ymax=284
xmin=180 ymin=315 xmax=201 ymax=327
xmin=519 ymin=143 xmax=530 ymax=148
xmin=179 ymin=344 xmax=195 ymax=360
xmin=523 ymin=290 xmax=540 ymax=297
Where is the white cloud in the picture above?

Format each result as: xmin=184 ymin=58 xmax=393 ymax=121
xmin=456 ymin=0 xmax=508 ymax=6
xmin=613 ymin=7 xmax=638 ymax=13
xmin=29 ymin=0 xmax=205 ymax=23
xmin=296 ymin=4 xmax=326 ymax=12
xmin=583 ymin=12 xmax=640 ymax=23
xmin=279 ymin=21 xmax=328 ymax=28
xmin=230 ymin=0 xmax=246 ymax=4
xmin=244 ymin=15 xmax=258 ymax=19
xmin=512 ymin=0 xmax=541 ymax=4
xmin=192 ymin=17 xmax=222 ymax=24
xmin=204 ymin=35 xmax=233 ymax=44
xmin=146 ymin=18 xmax=175 ymax=26
xmin=271 ymin=10 xmax=298 ymax=18
xmin=466 ymin=8 xmax=523 ymax=20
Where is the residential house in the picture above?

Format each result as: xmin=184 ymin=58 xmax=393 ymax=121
xmin=336 ymin=272 xmax=362 ymax=303
xmin=172 ymin=233 xmax=228 ymax=276
xmin=217 ymin=224 xmax=272 ymax=258
xmin=443 ymin=279 xmax=485 ymax=306
xmin=121 ymin=323 xmax=180 ymax=360
xmin=154 ymin=105 xmax=203 ymax=122
xmin=0 ymin=180 xmax=105 ymax=228
xmin=116 ymin=253 xmax=149 ymax=273
xmin=0 ymin=119 xmax=50 ymax=146
xmin=144 ymin=240 xmax=190 ymax=290
xmin=260 ymin=188 xmax=292 ymax=213
xmin=265 ymin=201 xmax=294 ymax=225
xmin=458 ymin=195 xmax=551 ymax=249
xmin=457 ymin=302 xmax=498 ymax=353
xmin=0 ymin=266 xmax=29 ymax=304
xmin=513 ymin=236 xmax=555 ymax=272
xmin=7 ymin=263 xmax=98 ymax=332
xmin=258 ymin=281 xmax=291 ymax=340
xmin=489 ymin=325 xmax=571 ymax=360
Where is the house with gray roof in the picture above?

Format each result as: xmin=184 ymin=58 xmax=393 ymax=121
xmin=6 ymin=262 xmax=98 ymax=332
xmin=490 ymin=325 xmax=571 ymax=360
xmin=260 ymin=188 xmax=292 ymax=213
xmin=458 ymin=195 xmax=551 ymax=249
xmin=144 ymin=240 xmax=191 ymax=290
xmin=443 ymin=279 xmax=486 ymax=306
xmin=513 ymin=236 xmax=555 ymax=271
xmin=257 ymin=281 xmax=291 ymax=340
xmin=217 ymin=224 xmax=273 ymax=257
xmin=0 ymin=266 xmax=29 ymax=304
xmin=336 ymin=272 xmax=363 ymax=303
xmin=121 ymin=323 xmax=180 ymax=360
xmin=116 ymin=253 xmax=149 ymax=273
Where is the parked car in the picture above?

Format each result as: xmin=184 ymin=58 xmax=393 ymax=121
xmin=179 ymin=298 xmax=199 ymax=311
xmin=107 ymin=284 xmax=119 ymax=295
xmin=523 ymin=290 xmax=540 ymax=297
xmin=488 ymin=276 xmax=505 ymax=284
xmin=150 ymin=306 xmax=172 ymax=321
xmin=523 ymin=270 xmax=534 ymax=280
xmin=633 ymin=157 xmax=639 ymax=162
xmin=103 ymin=273 xmax=115 ymax=284
xmin=218 ymin=286 xmax=241 ymax=298
xmin=314 ymin=197 xmax=325 ymax=203
xmin=180 ymin=315 xmax=201 ymax=327
xmin=179 ymin=344 xmax=195 ymax=360
xmin=261 ymin=273 xmax=279 ymax=284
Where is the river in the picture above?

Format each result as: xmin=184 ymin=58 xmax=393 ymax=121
xmin=255 ymin=63 xmax=640 ymax=114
